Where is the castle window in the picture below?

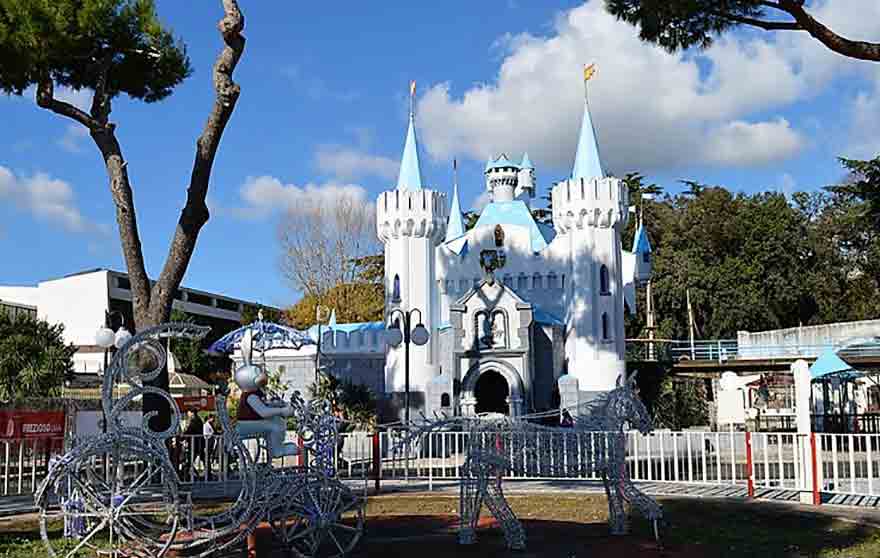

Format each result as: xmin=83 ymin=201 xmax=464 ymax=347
xmin=441 ymin=393 xmax=451 ymax=407
xmin=642 ymin=252 xmax=651 ymax=264
xmin=459 ymin=279 xmax=468 ymax=292
xmin=601 ymin=313 xmax=609 ymax=340
xmin=532 ymin=273 xmax=542 ymax=289
xmin=599 ymin=265 xmax=610 ymax=295
xmin=547 ymin=272 xmax=558 ymax=289
xmin=517 ymin=274 xmax=528 ymax=290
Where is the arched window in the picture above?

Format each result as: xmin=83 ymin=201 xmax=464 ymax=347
xmin=441 ymin=393 xmax=451 ymax=407
xmin=599 ymin=265 xmax=610 ymax=295
xmin=601 ymin=313 xmax=609 ymax=340
xmin=642 ymin=251 xmax=651 ymax=264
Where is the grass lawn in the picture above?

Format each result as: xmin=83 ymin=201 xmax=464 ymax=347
xmin=1 ymin=493 xmax=878 ymax=557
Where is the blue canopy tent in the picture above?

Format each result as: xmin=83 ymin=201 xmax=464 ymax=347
xmin=810 ymin=349 xmax=867 ymax=433
xmin=809 ymin=349 xmax=859 ymax=380
xmin=208 ymin=320 xmax=314 ymax=355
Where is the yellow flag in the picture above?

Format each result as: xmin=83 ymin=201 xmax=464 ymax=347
xmin=583 ymin=63 xmax=596 ymax=82
xmin=410 ymin=80 xmax=416 ymax=97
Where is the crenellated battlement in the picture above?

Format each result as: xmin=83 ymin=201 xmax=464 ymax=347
xmin=551 ymin=176 xmax=629 ymax=233
xmin=439 ymin=270 xmax=566 ymax=297
xmin=320 ymin=326 xmax=386 ymax=354
xmin=377 ymin=189 xmax=448 ymax=243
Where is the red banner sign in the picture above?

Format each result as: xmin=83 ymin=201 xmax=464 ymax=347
xmin=175 ymin=396 xmax=216 ymax=413
xmin=0 ymin=410 xmax=65 ymax=439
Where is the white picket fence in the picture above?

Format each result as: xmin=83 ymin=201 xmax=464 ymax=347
xmin=3 ymin=430 xmax=880 ymax=505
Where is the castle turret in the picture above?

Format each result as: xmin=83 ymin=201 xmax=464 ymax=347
xmin=515 ymin=152 xmax=535 ymax=204
xmin=484 ymin=154 xmax=519 ymax=202
xmin=553 ymin=75 xmax=629 ymax=399
xmin=376 ymin=89 xmax=447 ymax=416
xmin=632 ymin=221 xmax=652 ymax=284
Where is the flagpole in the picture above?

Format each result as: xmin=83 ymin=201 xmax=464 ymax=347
xmin=409 ymin=80 xmax=416 ymax=119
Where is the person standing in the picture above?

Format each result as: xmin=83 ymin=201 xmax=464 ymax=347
xmin=183 ymin=410 xmax=205 ymax=477
xmin=203 ymin=415 xmax=216 ymax=478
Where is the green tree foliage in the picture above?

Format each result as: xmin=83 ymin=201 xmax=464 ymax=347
xmin=309 ymin=372 xmax=378 ymax=431
xmin=0 ymin=313 xmax=75 ymax=402
xmin=167 ymin=309 xmax=213 ymax=380
xmin=625 ymin=156 xmax=880 ymax=427
xmin=605 ymin=0 xmax=880 ymax=62
xmin=0 ymin=0 xmax=191 ymax=100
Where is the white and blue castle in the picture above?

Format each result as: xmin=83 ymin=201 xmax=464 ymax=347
xmin=249 ymin=91 xmax=652 ymax=420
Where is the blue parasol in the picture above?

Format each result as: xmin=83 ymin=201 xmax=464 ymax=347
xmin=208 ymin=320 xmax=314 ymax=355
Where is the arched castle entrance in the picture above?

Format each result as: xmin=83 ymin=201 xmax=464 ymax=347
xmin=475 ymin=370 xmax=509 ymax=414
xmin=460 ymin=360 xmax=525 ymax=417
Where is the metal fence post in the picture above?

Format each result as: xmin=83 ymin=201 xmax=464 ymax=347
xmin=372 ymin=430 xmax=380 ymax=493
xmin=428 ymin=432 xmax=433 ymax=492
xmin=810 ymin=432 xmax=820 ymax=505
xmin=746 ymin=431 xmax=754 ymax=498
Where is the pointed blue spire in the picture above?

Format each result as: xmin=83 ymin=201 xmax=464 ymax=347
xmin=446 ymin=182 xmax=465 ymax=242
xmin=571 ymin=96 xmax=604 ymax=180
xmin=520 ymin=152 xmax=534 ymax=169
xmin=396 ymin=114 xmax=423 ymax=190
xmin=632 ymin=222 xmax=652 ymax=255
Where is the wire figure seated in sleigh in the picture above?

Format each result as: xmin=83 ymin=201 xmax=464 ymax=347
xmin=233 ymin=329 xmax=299 ymax=458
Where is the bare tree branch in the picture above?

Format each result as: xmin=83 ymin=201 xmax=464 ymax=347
xmin=35 ymin=79 xmax=98 ymax=129
xmin=710 ymin=10 xmax=800 ymax=31
xmin=278 ymin=195 xmax=379 ymax=303
xmin=777 ymin=0 xmax=880 ymax=62
xmin=35 ymin=76 xmax=153 ymax=326
xmin=149 ymin=0 xmax=246 ymax=323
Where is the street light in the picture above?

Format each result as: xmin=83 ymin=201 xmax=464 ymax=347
xmin=95 ymin=310 xmax=125 ymax=434
xmin=386 ymin=302 xmax=430 ymax=425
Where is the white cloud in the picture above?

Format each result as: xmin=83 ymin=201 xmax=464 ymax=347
xmin=230 ymin=175 xmax=369 ymax=220
xmin=845 ymin=70 xmax=880 ymax=159
xmin=0 ymin=166 xmax=108 ymax=235
xmin=702 ymin=119 xmax=804 ymax=166
xmin=314 ymin=144 xmax=398 ymax=181
xmin=416 ymin=0 xmax=880 ymax=174
xmin=58 ymin=124 xmax=90 ymax=153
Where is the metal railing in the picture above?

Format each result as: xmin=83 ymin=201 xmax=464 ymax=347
xmin=667 ymin=340 xmax=880 ymax=363
xmin=3 ymin=430 xmax=878 ymax=504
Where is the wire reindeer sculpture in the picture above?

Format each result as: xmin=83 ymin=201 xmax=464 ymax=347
xmin=396 ymin=372 xmax=663 ymax=550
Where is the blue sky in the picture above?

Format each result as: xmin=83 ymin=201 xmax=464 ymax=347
xmin=2 ymin=0 xmax=879 ymax=308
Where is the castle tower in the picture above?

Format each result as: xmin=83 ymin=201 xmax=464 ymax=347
xmin=515 ymin=152 xmax=535 ymax=204
xmin=484 ymin=154 xmax=519 ymax=202
xmin=554 ymin=67 xmax=629 ymax=400
xmin=376 ymin=84 xmax=447 ymax=415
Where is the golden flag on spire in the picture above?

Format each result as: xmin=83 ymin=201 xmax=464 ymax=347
xmin=410 ymin=80 xmax=416 ymax=97
xmin=583 ymin=63 xmax=597 ymax=82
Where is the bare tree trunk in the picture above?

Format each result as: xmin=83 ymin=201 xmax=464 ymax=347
xmin=36 ymin=1 xmax=247 ymax=431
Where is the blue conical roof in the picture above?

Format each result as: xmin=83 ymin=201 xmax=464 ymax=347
xmin=445 ymin=182 xmax=465 ymax=242
xmin=632 ymin=223 xmax=652 ymax=255
xmin=397 ymin=115 xmax=423 ymax=190
xmin=810 ymin=349 xmax=855 ymax=380
xmin=572 ymin=97 xmax=604 ymax=180
xmin=520 ymin=152 xmax=534 ymax=169
xmin=485 ymin=154 xmax=520 ymax=173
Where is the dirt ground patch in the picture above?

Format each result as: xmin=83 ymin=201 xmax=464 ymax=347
xmin=2 ymin=492 xmax=879 ymax=557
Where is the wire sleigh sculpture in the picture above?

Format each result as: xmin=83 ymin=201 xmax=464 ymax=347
xmin=397 ymin=373 xmax=664 ymax=550
xmin=35 ymin=322 xmax=364 ymax=558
